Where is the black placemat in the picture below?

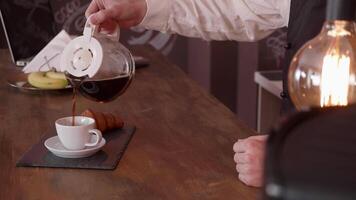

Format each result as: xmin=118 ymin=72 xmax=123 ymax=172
xmin=17 ymin=125 xmax=136 ymax=170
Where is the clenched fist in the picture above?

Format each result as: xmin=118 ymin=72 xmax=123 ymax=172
xmin=233 ymin=135 xmax=268 ymax=187
xmin=85 ymin=0 xmax=147 ymax=32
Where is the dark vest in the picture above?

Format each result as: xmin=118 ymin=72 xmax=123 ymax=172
xmin=281 ymin=0 xmax=326 ymax=113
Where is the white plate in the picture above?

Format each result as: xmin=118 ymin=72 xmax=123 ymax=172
xmin=44 ymin=136 xmax=106 ymax=158
xmin=7 ymin=79 xmax=72 ymax=92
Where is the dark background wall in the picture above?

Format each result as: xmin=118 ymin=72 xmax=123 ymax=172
xmin=0 ymin=0 xmax=287 ymax=130
xmin=0 ymin=25 xmax=5 ymax=48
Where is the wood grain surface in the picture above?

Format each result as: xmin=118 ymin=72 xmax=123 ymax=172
xmin=0 ymin=45 xmax=259 ymax=200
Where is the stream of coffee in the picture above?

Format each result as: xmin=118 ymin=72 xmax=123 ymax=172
xmin=66 ymin=73 xmax=86 ymax=126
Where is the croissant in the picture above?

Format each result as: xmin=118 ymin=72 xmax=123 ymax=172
xmin=81 ymin=109 xmax=124 ymax=133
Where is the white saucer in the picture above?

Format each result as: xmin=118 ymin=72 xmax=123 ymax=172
xmin=44 ymin=136 xmax=106 ymax=158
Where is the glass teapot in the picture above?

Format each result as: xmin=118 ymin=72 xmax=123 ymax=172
xmin=60 ymin=19 xmax=135 ymax=103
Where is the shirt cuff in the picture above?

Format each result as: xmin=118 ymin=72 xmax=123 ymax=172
xmin=280 ymin=0 xmax=291 ymax=27
xmin=138 ymin=0 xmax=171 ymax=31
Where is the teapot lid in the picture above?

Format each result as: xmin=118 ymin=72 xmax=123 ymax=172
xmin=60 ymin=18 xmax=108 ymax=78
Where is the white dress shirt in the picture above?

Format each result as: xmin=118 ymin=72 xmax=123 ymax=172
xmin=139 ymin=0 xmax=291 ymax=41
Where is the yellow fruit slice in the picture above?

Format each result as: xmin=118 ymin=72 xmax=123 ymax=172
xmin=28 ymin=72 xmax=68 ymax=89
xmin=45 ymin=71 xmax=67 ymax=80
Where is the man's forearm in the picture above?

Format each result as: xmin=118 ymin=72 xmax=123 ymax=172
xmin=139 ymin=0 xmax=291 ymax=41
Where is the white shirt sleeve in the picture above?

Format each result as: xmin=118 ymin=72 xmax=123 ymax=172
xmin=139 ymin=0 xmax=291 ymax=42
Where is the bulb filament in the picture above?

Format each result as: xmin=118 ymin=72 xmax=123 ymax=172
xmin=320 ymin=54 xmax=350 ymax=107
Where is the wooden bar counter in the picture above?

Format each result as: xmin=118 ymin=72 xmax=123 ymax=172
xmin=0 ymin=46 xmax=259 ymax=199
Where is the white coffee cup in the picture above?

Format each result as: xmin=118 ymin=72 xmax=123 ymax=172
xmin=55 ymin=116 xmax=102 ymax=150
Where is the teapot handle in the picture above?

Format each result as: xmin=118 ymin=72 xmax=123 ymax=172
xmin=84 ymin=15 xmax=120 ymax=43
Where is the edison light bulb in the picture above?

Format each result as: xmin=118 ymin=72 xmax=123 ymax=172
xmin=288 ymin=0 xmax=356 ymax=111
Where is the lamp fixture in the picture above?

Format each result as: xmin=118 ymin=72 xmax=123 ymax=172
xmin=288 ymin=0 xmax=356 ymax=110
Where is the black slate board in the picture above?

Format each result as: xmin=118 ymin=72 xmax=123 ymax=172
xmin=17 ymin=125 xmax=136 ymax=170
